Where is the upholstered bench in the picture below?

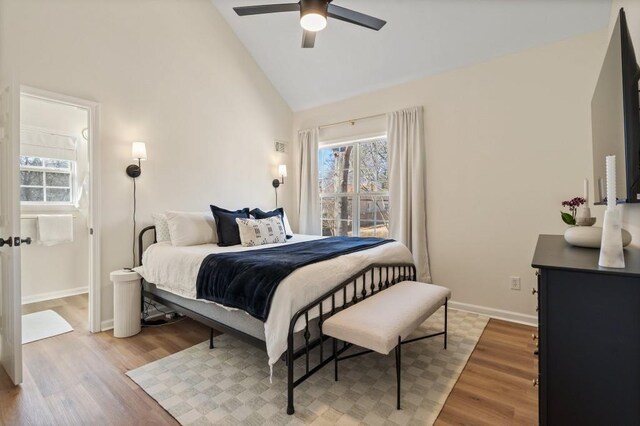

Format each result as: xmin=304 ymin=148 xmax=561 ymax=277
xmin=323 ymin=281 xmax=451 ymax=410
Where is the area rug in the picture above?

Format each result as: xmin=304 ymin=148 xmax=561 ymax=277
xmin=127 ymin=309 xmax=489 ymax=425
xmin=22 ymin=309 xmax=74 ymax=344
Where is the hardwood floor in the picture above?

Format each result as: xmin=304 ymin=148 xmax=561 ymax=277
xmin=435 ymin=319 xmax=539 ymax=425
xmin=0 ymin=295 xmax=537 ymax=425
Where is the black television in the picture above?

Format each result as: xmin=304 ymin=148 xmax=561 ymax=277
xmin=592 ymin=8 xmax=640 ymax=204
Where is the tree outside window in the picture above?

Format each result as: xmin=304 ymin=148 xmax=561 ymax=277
xmin=20 ymin=156 xmax=74 ymax=204
xmin=319 ymin=136 xmax=389 ymax=237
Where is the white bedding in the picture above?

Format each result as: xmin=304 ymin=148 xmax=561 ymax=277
xmin=135 ymin=234 xmax=414 ymax=366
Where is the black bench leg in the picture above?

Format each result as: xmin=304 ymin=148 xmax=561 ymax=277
xmin=444 ymin=298 xmax=448 ymax=350
xmin=333 ymin=338 xmax=339 ymax=382
xmin=396 ymin=336 xmax=401 ymax=410
xmin=209 ymin=328 xmax=214 ymax=349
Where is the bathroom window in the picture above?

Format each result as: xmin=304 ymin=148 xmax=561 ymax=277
xmin=20 ymin=156 xmax=74 ymax=204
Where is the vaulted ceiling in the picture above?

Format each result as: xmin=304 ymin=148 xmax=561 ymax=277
xmin=211 ymin=0 xmax=612 ymax=111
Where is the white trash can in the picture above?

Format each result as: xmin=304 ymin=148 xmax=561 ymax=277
xmin=110 ymin=269 xmax=142 ymax=338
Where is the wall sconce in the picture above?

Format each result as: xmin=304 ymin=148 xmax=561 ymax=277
xmin=126 ymin=142 xmax=147 ymax=178
xmin=272 ymin=164 xmax=287 ymax=207
xmin=272 ymin=164 xmax=287 ymax=188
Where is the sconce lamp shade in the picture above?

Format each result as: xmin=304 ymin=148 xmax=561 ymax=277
xmin=273 ymin=164 xmax=287 ymax=189
xmin=127 ymin=142 xmax=147 ymax=178
xmin=132 ymin=142 xmax=147 ymax=160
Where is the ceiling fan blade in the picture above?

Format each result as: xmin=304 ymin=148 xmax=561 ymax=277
xmin=234 ymin=3 xmax=300 ymax=16
xmin=327 ymin=4 xmax=386 ymax=31
xmin=302 ymin=30 xmax=316 ymax=48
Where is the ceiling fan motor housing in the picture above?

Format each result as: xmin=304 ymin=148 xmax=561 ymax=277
xmin=300 ymin=0 xmax=329 ymax=20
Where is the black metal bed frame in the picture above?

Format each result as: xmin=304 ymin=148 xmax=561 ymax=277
xmin=137 ymin=225 xmax=419 ymax=415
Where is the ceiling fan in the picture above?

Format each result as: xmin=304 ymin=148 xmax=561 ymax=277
xmin=233 ymin=0 xmax=386 ymax=48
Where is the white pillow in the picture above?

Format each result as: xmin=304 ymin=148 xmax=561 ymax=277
xmin=166 ymin=211 xmax=217 ymax=246
xmin=236 ymin=216 xmax=287 ymax=247
xmin=282 ymin=211 xmax=293 ymax=236
xmin=152 ymin=213 xmax=171 ymax=242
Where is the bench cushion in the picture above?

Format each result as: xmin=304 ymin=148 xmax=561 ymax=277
xmin=323 ymin=281 xmax=451 ymax=355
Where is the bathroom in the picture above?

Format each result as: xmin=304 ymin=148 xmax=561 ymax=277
xmin=19 ymin=91 xmax=92 ymax=342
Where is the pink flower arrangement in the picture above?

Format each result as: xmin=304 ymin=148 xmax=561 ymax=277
xmin=560 ymin=197 xmax=586 ymax=225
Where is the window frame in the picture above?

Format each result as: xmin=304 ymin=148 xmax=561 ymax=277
xmin=319 ymin=134 xmax=389 ymax=237
xmin=20 ymin=156 xmax=75 ymax=206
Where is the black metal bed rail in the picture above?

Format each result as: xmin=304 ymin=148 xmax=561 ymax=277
xmin=138 ymin=225 xmax=156 ymax=266
xmin=285 ymin=262 xmax=417 ymax=415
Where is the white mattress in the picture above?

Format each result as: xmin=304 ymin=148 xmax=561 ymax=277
xmin=135 ymin=234 xmax=414 ymax=366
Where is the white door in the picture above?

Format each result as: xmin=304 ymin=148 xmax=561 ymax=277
xmin=0 ymin=83 xmax=22 ymax=384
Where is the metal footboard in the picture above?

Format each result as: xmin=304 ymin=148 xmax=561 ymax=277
xmin=285 ymin=262 xmax=416 ymax=415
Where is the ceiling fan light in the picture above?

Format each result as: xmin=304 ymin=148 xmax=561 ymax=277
xmin=300 ymin=12 xmax=326 ymax=32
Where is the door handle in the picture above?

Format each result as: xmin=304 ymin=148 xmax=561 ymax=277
xmin=12 ymin=237 xmax=32 ymax=247
xmin=0 ymin=237 xmax=13 ymax=247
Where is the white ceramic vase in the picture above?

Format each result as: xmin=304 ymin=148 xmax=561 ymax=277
xmin=564 ymin=225 xmax=632 ymax=249
xmin=598 ymin=209 xmax=625 ymax=268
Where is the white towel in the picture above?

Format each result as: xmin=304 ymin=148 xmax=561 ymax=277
xmin=37 ymin=214 xmax=73 ymax=246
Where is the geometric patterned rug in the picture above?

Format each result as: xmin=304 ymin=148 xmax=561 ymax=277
xmin=127 ymin=309 xmax=489 ymax=425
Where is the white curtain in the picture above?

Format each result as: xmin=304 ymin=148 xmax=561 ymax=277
xmin=387 ymin=106 xmax=432 ymax=282
xmin=297 ymin=128 xmax=321 ymax=234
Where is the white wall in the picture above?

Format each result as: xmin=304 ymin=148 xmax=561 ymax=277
xmin=292 ymin=31 xmax=606 ymax=321
xmin=20 ymin=95 xmax=90 ymax=303
xmin=608 ymin=0 xmax=640 ymax=244
xmin=2 ymin=0 xmax=292 ymax=325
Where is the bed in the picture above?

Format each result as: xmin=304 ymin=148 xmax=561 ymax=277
xmin=135 ymin=226 xmax=416 ymax=414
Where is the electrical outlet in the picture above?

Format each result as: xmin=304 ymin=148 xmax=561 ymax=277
xmin=510 ymin=276 xmax=521 ymax=291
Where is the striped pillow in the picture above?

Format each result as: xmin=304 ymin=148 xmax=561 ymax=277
xmin=235 ymin=216 xmax=287 ymax=247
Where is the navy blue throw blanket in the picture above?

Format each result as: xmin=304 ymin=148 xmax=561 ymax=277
xmin=196 ymin=236 xmax=393 ymax=321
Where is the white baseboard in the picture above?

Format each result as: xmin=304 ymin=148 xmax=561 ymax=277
xmin=449 ymin=300 xmax=537 ymax=326
xmin=22 ymin=286 xmax=88 ymax=305
xmin=101 ymin=319 xmax=114 ymax=332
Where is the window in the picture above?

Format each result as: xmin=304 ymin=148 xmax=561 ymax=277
xmin=319 ymin=136 xmax=389 ymax=237
xmin=20 ymin=156 xmax=74 ymax=204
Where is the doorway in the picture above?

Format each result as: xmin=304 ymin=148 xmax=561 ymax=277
xmin=18 ymin=87 xmax=100 ymax=338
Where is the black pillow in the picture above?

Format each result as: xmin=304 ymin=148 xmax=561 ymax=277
xmin=250 ymin=208 xmax=292 ymax=238
xmin=210 ymin=205 xmax=250 ymax=247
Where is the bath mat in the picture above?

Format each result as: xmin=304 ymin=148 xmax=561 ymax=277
xmin=22 ymin=309 xmax=74 ymax=344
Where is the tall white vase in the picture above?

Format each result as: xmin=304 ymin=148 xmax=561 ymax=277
xmin=598 ymin=209 xmax=625 ymax=268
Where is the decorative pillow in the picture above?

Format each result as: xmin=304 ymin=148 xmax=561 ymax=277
xmin=250 ymin=207 xmax=293 ymax=238
xmin=236 ymin=216 xmax=287 ymax=247
xmin=165 ymin=211 xmax=217 ymax=246
xmin=210 ymin=205 xmax=250 ymax=247
xmin=152 ymin=213 xmax=171 ymax=243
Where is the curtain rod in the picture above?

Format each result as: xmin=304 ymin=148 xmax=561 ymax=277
xmin=318 ymin=112 xmax=386 ymax=130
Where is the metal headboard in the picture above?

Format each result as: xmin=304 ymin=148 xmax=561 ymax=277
xmin=138 ymin=225 xmax=157 ymax=266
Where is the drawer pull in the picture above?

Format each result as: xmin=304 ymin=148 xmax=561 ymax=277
xmin=532 ymin=379 xmax=539 ymax=387
xmin=535 ymin=270 xmax=541 ymax=277
xmin=532 ymin=288 xmax=538 ymax=295
xmin=532 ymin=334 xmax=538 ymax=341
